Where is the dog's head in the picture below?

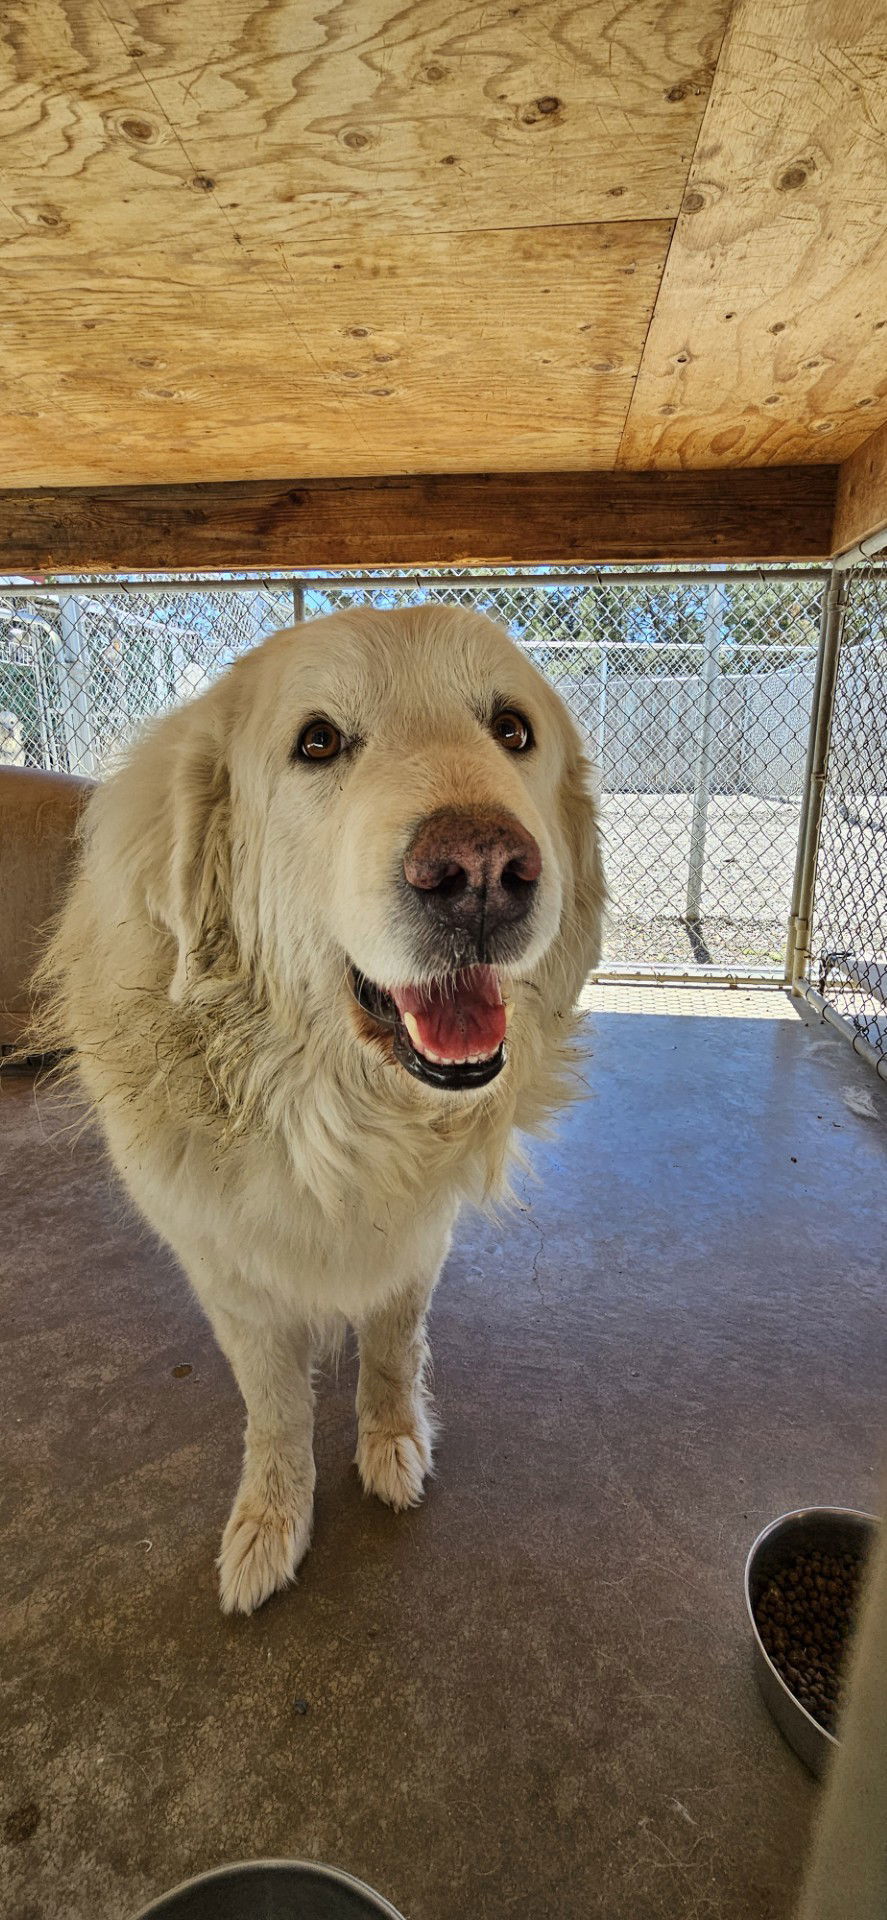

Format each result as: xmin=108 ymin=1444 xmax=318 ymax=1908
xmin=158 ymin=605 xmax=603 ymax=1099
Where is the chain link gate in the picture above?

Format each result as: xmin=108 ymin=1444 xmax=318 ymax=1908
xmin=792 ymin=560 xmax=887 ymax=1075
xmin=0 ymin=567 xmax=827 ymax=977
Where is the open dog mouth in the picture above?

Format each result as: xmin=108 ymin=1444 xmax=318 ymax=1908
xmin=349 ymin=964 xmax=510 ymax=1090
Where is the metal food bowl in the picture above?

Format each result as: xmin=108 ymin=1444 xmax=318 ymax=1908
xmin=134 ymin=1862 xmax=407 ymax=1919
xmin=745 ymin=1506 xmax=877 ymax=1778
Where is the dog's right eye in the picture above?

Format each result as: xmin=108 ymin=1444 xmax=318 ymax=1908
xmin=296 ymin=720 xmax=344 ymax=762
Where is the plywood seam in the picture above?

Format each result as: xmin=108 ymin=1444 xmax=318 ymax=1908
xmin=614 ymin=219 xmax=676 ymax=456
xmin=387 ymin=217 xmax=680 ymax=236
xmin=614 ymin=0 xmax=739 ymax=468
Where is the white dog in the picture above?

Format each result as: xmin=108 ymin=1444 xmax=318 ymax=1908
xmin=38 ymin=605 xmax=604 ymax=1612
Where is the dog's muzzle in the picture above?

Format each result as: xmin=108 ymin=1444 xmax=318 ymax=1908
xmin=349 ymin=965 xmax=512 ymax=1092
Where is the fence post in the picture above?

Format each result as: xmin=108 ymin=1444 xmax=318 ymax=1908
xmin=55 ymin=595 xmax=98 ymax=776
xmin=596 ymin=643 xmax=608 ymax=773
xmin=684 ymin=582 xmax=722 ymax=923
xmin=785 ymin=566 xmax=848 ymax=988
xmin=30 ymin=621 xmax=61 ymax=769
xmin=243 ymin=590 xmax=269 ymax=652
xmin=292 ymin=583 xmax=305 ymax=624
xmin=152 ymin=626 xmax=171 ymax=708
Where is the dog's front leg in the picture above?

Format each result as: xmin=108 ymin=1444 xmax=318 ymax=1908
xmin=354 ymin=1275 xmax=440 ymax=1512
xmin=208 ymin=1303 xmax=316 ymax=1616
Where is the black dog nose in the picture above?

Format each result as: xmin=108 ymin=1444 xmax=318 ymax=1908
xmin=403 ymin=807 xmax=542 ymax=942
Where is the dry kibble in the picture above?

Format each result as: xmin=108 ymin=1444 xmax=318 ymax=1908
xmin=754 ymin=1547 xmax=865 ymax=1738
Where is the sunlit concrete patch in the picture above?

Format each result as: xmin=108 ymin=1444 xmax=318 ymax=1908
xmin=580 ymin=982 xmax=798 ymax=1018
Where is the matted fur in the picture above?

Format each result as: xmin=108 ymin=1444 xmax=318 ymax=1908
xmin=34 ymin=605 xmax=604 ymax=1613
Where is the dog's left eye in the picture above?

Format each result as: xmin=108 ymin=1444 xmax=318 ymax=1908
xmin=491 ymin=709 xmax=533 ymax=753
xmin=297 ymin=719 xmax=344 ymax=762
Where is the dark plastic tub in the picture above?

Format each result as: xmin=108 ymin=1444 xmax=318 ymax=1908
xmin=134 ymin=1862 xmax=407 ymax=1919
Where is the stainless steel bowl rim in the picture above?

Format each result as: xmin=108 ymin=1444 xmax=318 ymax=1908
xmin=744 ymin=1505 xmax=879 ymax=1754
xmin=134 ymin=1859 xmax=407 ymax=1919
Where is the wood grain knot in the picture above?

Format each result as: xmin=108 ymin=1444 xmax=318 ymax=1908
xmin=520 ymin=96 xmax=562 ymax=124
xmin=15 ymin=203 xmax=65 ymax=228
xmin=118 ymin=115 xmax=157 ymax=144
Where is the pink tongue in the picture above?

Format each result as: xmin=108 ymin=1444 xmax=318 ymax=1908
xmin=391 ymin=966 xmax=506 ymax=1063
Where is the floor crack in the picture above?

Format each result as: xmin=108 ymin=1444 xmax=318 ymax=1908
xmin=521 ymin=1203 xmax=547 ymax=1308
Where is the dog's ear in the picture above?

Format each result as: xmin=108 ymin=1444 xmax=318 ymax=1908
xmin=163 ymin=700 xmax=235 ymax=1004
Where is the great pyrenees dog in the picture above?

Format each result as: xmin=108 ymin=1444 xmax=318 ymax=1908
xmin=38 ymin=605 xmax=604 ymax=1613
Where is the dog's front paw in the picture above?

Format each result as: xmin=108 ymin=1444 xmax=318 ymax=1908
xmin=356 ymin=1413 xmax=433 ymax=1512
xmin=217 ymin=1480 xmax=313 ymax=1616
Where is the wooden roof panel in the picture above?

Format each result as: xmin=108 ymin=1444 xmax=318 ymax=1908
xmin=1 ymin=221 xmax=668 ymax=484
xmin=618 ymin=0 xmax=887 ymax=467
xmin=833 ymin=417 xmax=887 ymax=556
xmin=4 ymin=0 xmax=728 ymax=237
xmin=1 ymin=0 xmax=885 ymax=491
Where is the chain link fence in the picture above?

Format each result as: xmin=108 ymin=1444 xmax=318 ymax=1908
xmin=0 ymin=568 xmax=826 ymax=974
xmin=809 ymin=562 xmax=887 ymax=1066
xmin=0 ymin=584 xmax=297 ymax=779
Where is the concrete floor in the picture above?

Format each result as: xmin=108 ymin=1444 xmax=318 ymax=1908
xmin=2 ymin=990 xmax=886 ymax=1920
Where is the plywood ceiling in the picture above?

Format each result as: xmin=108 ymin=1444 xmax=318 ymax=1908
xmin=1 ymin=0 xmax=885 ymax=487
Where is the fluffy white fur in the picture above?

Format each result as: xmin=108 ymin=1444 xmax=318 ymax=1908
xmin=37 ymin=605 xmax=604 ymax=1613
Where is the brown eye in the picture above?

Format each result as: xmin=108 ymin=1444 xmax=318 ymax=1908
xmin=491 ymin=708 xmax=533 ymax=753
xmin=297 ymin=719 xmax=343 ymax=762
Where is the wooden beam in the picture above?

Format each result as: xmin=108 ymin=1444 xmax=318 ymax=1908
xmin=0 ymin=469 xmax=837 ymax=574
xmin=833 ymin=421 xmax=887 ymax=558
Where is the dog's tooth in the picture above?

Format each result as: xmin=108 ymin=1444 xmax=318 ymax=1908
xmin=403 ymin=1011 xmax=423 ymax=1048
xmin=503 ymin=1000 xmax=514 ymax=1027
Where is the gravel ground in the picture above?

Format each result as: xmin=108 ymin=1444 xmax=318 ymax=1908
xmin=599 ymin=791 xmax=803 ymax=969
